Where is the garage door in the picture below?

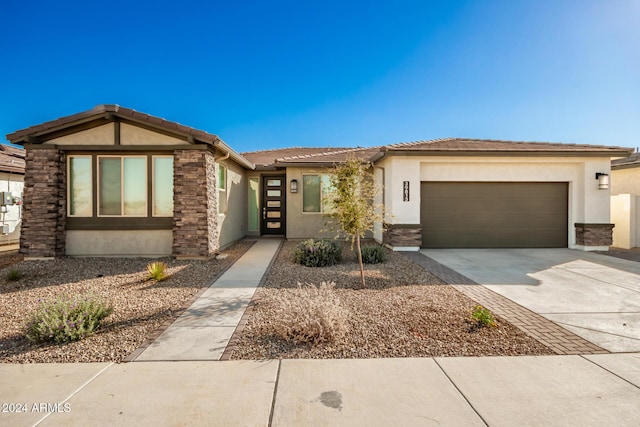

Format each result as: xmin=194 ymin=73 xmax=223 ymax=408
xmin=420 ymin=182 xmax=568 ymax=248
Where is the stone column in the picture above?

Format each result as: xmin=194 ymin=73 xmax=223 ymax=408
xmin=20 ymin=148 xmax=66 ymax=258
xmin=172 ymin=149 xmax=218 ymax=258
xmin=383 ymin=224 xmax=423 ymax=250
xmin=574 ymin=223 xmax=614 ymax=247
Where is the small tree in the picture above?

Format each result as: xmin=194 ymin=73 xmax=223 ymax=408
xmin=326 ymin=156 xmax=383 ymax=288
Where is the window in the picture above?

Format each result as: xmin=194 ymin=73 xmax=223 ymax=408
xmin=98 ymin=156 xmax=147 ymax=216
xmin=302 ymin=174 xmax=333 ymax=213
xmin=153 ymin=156 xmax=173 ymax=217
xmin=218 ymin=164 xmax=227 ymax=213
xmin=68 ymin=156 xmax=92 ymax=217
xmin=67 ymin=155 xmax=174 ymax=219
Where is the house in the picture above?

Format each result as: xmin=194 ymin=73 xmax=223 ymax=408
xmin=5 ymin=105 xmax=633 ymax=258
xmin=0 ymin=144 xmax=25 ymax=247
xmin=610 ymin=153 xmax=640 ymax=249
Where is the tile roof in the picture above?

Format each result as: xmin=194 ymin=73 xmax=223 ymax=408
xmin=275 ymin=147 xmax=381 ymax=165
xmin=6 ymin=104 xmax=223 ymax=145
xmin=612 ymin=152 xmax=640 ymax=169
xmin=0 ymin=145 xmax=25 ymax=174
xmin=6 ymin=105 xmax=253 ymax=169
xmin=383 ymin=138 xmax=633 ymax=153
xmin=241 ymin=147 xmax=353 ymax=167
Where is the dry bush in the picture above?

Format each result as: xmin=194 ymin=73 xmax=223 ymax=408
xmin=270 ymin=281 xmax=348 ymax=344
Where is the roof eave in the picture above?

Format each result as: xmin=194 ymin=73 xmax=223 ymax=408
xmin=383 ymin=149 xmax=635 ymax=157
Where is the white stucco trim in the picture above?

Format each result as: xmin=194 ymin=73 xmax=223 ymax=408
xmin=573 ymin=245 xmax=610 ymax=252
xmin=387 ymin=246 xmax=420 ymax=252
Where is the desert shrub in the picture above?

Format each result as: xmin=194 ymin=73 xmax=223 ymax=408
xmin=6 ymin=268 xmax=21 ymax=281
xmin=271 ymin=282 xmax=348 ymax=344
xmin=147 ymin=261 xmax=169 ymax=281
xmin=26 ymin=294 xmax=113 ymax=343
xmin=360 ymin=245 xmax=386 ymax=264
xmin=472 ymin=305 xmax=497 ymax=328
xmin=292 ymin=239 xmax=342 ymax=267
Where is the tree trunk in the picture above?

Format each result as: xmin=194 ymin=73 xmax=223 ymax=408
xmin=355 ymin=232 xmax=366 ymax=289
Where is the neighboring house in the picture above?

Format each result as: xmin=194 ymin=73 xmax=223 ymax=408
xmin=0 ymin=144 xmax=25 ymax=246
xmin=5 ymin=105 xmax=633 ymax=258
xmin=610 ymin=153 xmax=640 ymax=249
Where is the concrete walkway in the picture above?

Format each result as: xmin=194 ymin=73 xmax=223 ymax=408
xmin=134 ymin=239 xmax=282 ymax=361
xmin=2 ymin=354 xmax=639 ymax=426
xmin=421 ymin=249 xmax=640 ymax=353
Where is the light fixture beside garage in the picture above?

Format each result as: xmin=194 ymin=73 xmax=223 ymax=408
xmin=595 ymin=173 xmax=609 ymax=190
xmin=290 ymin=179 xmax=298 ymax=193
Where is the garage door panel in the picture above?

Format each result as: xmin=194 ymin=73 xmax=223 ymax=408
xmin=421 ymin=182 xmax=568 ymax=248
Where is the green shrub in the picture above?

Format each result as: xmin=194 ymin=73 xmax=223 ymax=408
xmin=147 ymin=261 xmax=169 ymax=281
xmin=6 ymin=268 xmax=21 ymax=281
xmin=26 ymin=294 xmax=113 ymax=343
xmin=472 ymin=305 xmax=497 ymax=328
xmin=293 ymin=239 xmax=342 ymax=267
xmin=360 ymin=245 xmax=386 ymax=264
xmin=270 ymin=282 xmax=348 ymax=344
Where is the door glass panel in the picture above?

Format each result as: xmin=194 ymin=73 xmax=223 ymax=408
xmin=267 ymin=211 xmax=281 ymax=218
xmin=267 ymin=201 xmax=280 ymax=208
xmin=267 ymin=222 xmax=281 ymax=228
xmin=267 ymin=179 xmax=281 ymax=187
xmin=248 ymin=178 xmax=259 ymax=231
xmin=267 ymin=189 xmax=281 ymax=197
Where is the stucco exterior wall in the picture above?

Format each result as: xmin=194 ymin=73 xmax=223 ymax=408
xmin=48 ymin=124 xmax=114 ymax=145
xmin=66 ymin=230 xmax=172 ymax=256
xmin=0 ymin=173 xmax=24 ymax=246
xmin=286 ymin=167 xmax=336 ymax=239
xmin=121 ymin=123 xmax=188 ymax=145
xmin=218 ymin=158 xmax=247 ymax=248
xmin=379 ymin=155 xmax=613 ymax=250
xmin=611 ymin=193 xmax=640 ymax=249
xmin=611 ymin=168 xmax=640 ymax=195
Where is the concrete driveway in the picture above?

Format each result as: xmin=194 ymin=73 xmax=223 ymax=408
xmin=421 ymin=249 xmax=640 ymax=352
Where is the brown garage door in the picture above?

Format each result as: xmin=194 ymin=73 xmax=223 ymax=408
xmin=420 ymin=182 xmax=568 ymax=248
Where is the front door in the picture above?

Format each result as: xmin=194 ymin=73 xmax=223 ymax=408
xmin=262 ymin=175 xmax=286 ymax=235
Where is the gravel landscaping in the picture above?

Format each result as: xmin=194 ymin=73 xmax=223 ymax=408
xmin=0 ymin=241 xmax=252 ymax=363
xmin=231 ymin=240 xmax=554 ymax=359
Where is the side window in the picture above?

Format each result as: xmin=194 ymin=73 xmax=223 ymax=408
xmin=218 ymin=164 xmax=228 ymax=213
xmin=153 ymin=156 xmax=173 ymax=217
xmin=68 ymin=156 xmax=93 ymax=217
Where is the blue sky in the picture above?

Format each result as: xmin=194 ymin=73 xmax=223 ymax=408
xmin=1 ymin=0 xmax=638 ymax=152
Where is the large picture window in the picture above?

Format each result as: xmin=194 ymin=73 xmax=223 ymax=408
xmin=98 ymin=156 xmax=147 ymax=216
xmin=302 ymin=174 xmax=333 ymax=213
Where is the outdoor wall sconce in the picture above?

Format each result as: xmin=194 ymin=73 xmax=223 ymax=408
xmin=290 ymin=179 xmax=298 ymax=193
xmin=595 ymin=173 xmax=609 ymax=190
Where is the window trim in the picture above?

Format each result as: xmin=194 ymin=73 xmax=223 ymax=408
xmin=97 ymin=155 xmax=148 ymax=217
xmin=151 ymin=155 xmax=174 ymax=217
xmin=67 ymin=155 xmax=93 ymax=217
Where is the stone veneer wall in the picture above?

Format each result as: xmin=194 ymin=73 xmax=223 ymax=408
xmin=575 ymin=223 xmax=614 ymax=247
xmin=20 ymin=148 xmax=66 ymax=257
xmin=172 ymin=150 xmax=218 ymax=258
xmin=383 ymin=224 xmax=422 ymax=249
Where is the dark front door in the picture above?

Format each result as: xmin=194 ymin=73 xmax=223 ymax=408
xmin=262 ymin=175 xmax=286 ymax=235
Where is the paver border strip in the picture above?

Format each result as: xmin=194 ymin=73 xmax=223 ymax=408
xmin=124 ymin=240 xmax=257 ymax=362
xmin=220 ymin=238 xmax=285 ymax=361
xmin=403 ymin=252 xmax=609 ymax=355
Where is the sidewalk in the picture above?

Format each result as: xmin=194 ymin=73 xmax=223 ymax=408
xmin=2 ymin=354 xmax=639 ymax=426
xmin=132 ymin=239 xmax=282 ymax=361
